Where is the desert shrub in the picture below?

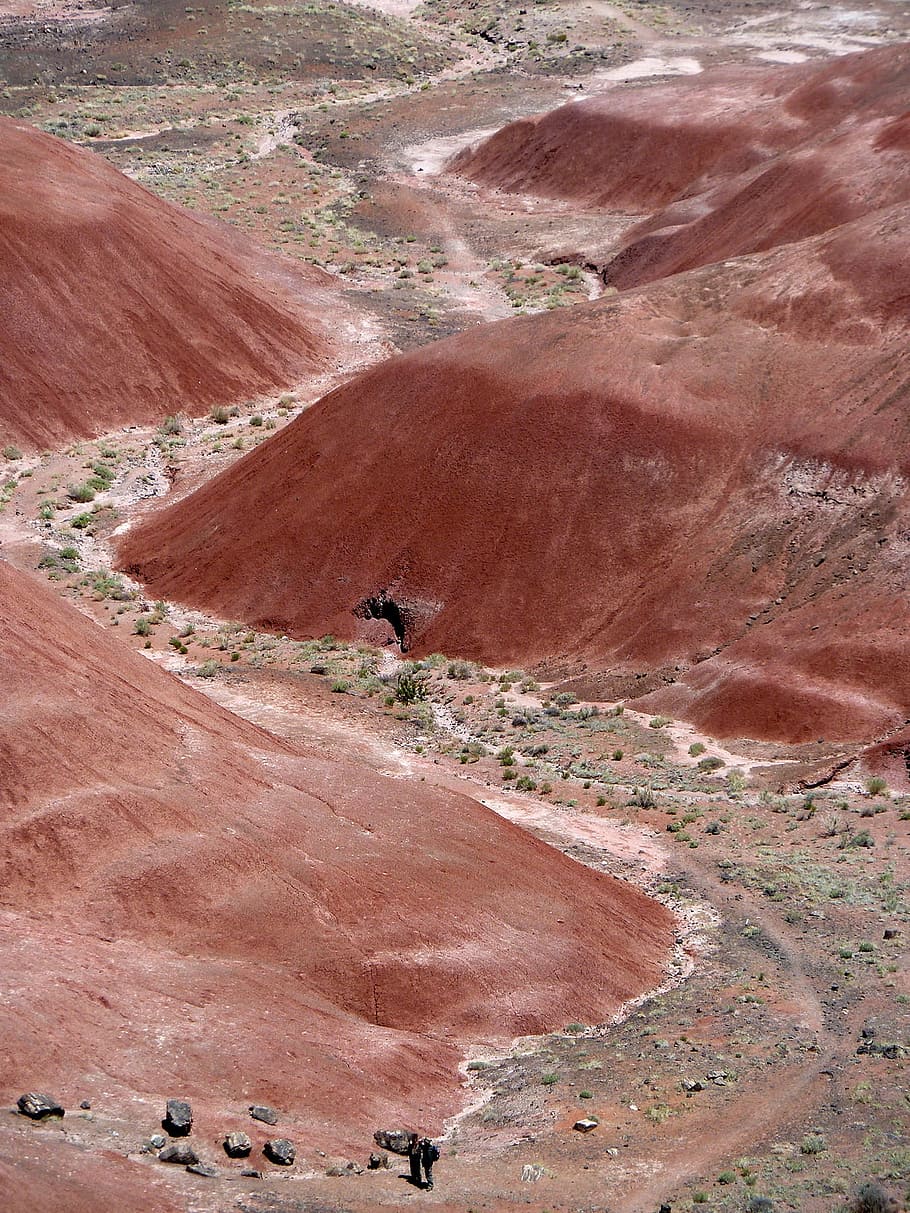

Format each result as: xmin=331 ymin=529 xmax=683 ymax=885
xmin=629 ymin=785 xmax=657 ymax=809
xmin=850 ymin=1182 xmax=893 ymax=1213
xmin=553 ymin=691 xmax=577 ymax=707
xmin=447 ymin=660 xmax=473 ymax=680
xmin=196 ymin=661 xmax=219 ymax=678
xmin=649 ymin=715 xmax=670 ymax=729
xmin=612 ymin=748 xmax=624 ymax=761
xmin=159 ymin=414 xmax=182 ymax=435
xmin=249 ymin=414 xmax=264 ymax=427
xmin=515 ymin=774 xmax=537 ymax=792
xmin=800 ymin=1133 xmax=827 ymax=1155
xmin=688 ymin=741 xmax=706 ymax=756
xmin=331 ymin=679 xmax=350 ymax=693
xmin=840 ymin=829 xmax=875 ymax=850
xmin=210 ymin=405 xmax=230 ymax=424
xmin=717 ymin=1169 xmax=736 ymax=1184
xmin=134 ymin=617 xmax=152 ymax=636
xmin=699 ymin=755 xmax=725 ymax=772
xmin=746 ymin=1199 xmax=774 ymax=1213
xmin=865 ymin=776 xmax=887 ymax=797
xmin=2 ymin=445 xmax=22 ymax=460
xmin=395 ymin=670 xmax=428 ymax=704
xmin=540 ymin=1073 xmax=558 ymax=1086
xmin=67 ymin=482 xmax=95 ymax=503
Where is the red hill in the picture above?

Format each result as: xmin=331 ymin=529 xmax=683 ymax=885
xmin=0 ymin=117 xmax=347 ymax=451
xmin=0 ymin=559 xmax=672 ymax=1204
xmin=117 ymin=203 xmax=910 ymax=744
xmin=449 ymin=45 xmax=910 ymax=290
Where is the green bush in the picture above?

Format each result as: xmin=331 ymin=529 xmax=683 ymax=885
xmin=2 ymin=445 xmax=22 ymax=460
xmin=395 ymin=670 xmax=428 ymax=704
xmin=688 ymin=741 xmax=706 ymax=756
xmin=67 ymin=483 xmax=95 ymax=503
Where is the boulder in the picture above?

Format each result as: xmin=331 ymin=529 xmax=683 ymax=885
xmin=148 ymin=1134 xmax=167 ymax=1150
xmin=373 ymin=1128 xmax=416 ymax=1156
xmin=368 ymin=1151 xmax=390 ymax=1170
xmin=163 ymin=1098 xmax=193 ymax=1136
xmin=240 ymin=1169 xmax=263 ymax=1179
xmin=249 ymin=1104 xmax=279 ymax=1125
xmin=264 ymin=1138 xmax=296 ymax=1166
xmin=224 ymin=1130 xmax=253 ymax=1158
xmin=573 ymin=1118 xmax=599 ymax=1133
xmin=16 ymin=1093 xmax=64 ymax=1120
xmin=159 ymin=1142 xmax=198 ymax=1166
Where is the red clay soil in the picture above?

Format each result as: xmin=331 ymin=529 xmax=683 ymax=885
xmin=117 ymin=202 xmax=910 ymax=745
xmin=0 ymin=116 xmax=345 ymax=451
xmin=449 ymin=45 xmax=910 ymax=290
xmin=0 ymin=559 xmax=672 ymax=1202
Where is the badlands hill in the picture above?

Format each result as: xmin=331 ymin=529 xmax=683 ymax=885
xmin=117 ymin=199 xmax=910 ymax=745
xmin=449 ymin=45 xmax=910 ymax=290
xmin=0 ymin=117 xmax=346 ymax=451
xmin=0 ymin=558 xmax=672 ymax=1203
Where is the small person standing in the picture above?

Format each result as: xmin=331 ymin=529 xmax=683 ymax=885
xmin=418 ymin=1137 xmax=440 ymax=1190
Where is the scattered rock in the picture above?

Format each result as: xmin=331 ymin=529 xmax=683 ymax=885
xmin=240 ymin=1169 xmax=262 ymax=1179
xmin=163 ymin=1098 xmax=193 ymax=1136
xmin=224 ymin=1130 xmax=253 ymax=1158
xmin=573 ymin=1118 xmax=599 ymax=1133
xmin=187 ymin=1163 xmax=218 ymax=1177
xmin=368 ymin=1152 xmax=390 ymax=1170
xmin=682 ymin=1079 xmax=704 ymax=1093
xmin=373 ymin=1128 xmax=416 ymax=1156
xmin=857 ymin=1040 xmax=907 ymax=1059
xmin=149 ymin=1134 xmax=167 ymax=1150
xmin=345 ymin=1160 xmax=364 ymax=1174
xmin=249 ymin=1104 xmax=279 ymax=1126
xmin=521 ymin=1163 xmax=545 ymax=1182
xmin=79 ymin=1100 xmax=91 ymax=1110
xmin=264 ymin=1138 xmax=296 ymax=1166
xmin=606 ymin=1147 xmax=619 ymax=1157
xmin=159 ymin=1143 xmax=199 ymax=1166
xmin=884 ymin=928 xmax=900 ymax=940
xmin=16 ymin=1093 xmax=65 ymax=1120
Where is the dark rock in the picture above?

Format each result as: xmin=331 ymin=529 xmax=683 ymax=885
xmin=373 ymin=1128 xmax=416 ymax=1156
xmin=310 ymin=664 xmax=327 ymax=675
xmin=240 ymin=1169 xmax=262 ymax=1179
xmin=159 ymin=1142 xmax=198 ymax=1166
xmin=224 ymin=1130 xmax=253 ymax=1158
xmin=884 ymin=928 xmax=900 ymax=940
xmin=149 ymin=1133 xmax=167 ymax=1150
xmin=264 ymin=1138 xmax=296 ymax=1166
xmin=163 ymin=1098 xmax=193 ymax=1136
xmin=573 ymin=1118 xmax=598 ymax=1132
xmin=345 ymin=1160 xmax=364 ymax=1174
xmin=681 ymin=1079 xmax=704 ymax=1092
xmin=16 ymin=1093 xmax=64 ymax=1120
xmin=187 ymin=1162 xmax=218 ymax=1177
xmin=249 ymin=1104 xmax=279 ymax=1125
xmin=368 ymin=1151 xmax=390 ymax=1170
xmin=856 ymin=1038 xmax=907 ymax=1058
xmin=79 ymin=1100 xmax=91 ymax=1110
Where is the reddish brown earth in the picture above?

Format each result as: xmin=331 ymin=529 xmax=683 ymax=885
xmin=117 ymin=199 xmax=910 ymax=746
xmin=0 ymin=558 xmax=672 ymax=1203
xmin=0 ymin=116 xmax=348 ymax=451
xmin=449 ymin=45 xmax=910 ymax=289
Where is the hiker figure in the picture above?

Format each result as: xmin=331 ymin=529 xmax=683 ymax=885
xmin=418 ymin=1136 xmax=440 ymax=1189
xmin=406 ymin=1133 xmax=422 ymax=1187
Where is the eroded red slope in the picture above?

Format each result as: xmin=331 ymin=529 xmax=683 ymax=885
xmin=0 ymin=117 xmax=346 ymax=450
xmin=117 ymin=204 xmax=910 ymax=743
xmin=449 ymin=45 xmax=910 ymax=289
xmin=0 ymin=559 xmax=672 ymax=1202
